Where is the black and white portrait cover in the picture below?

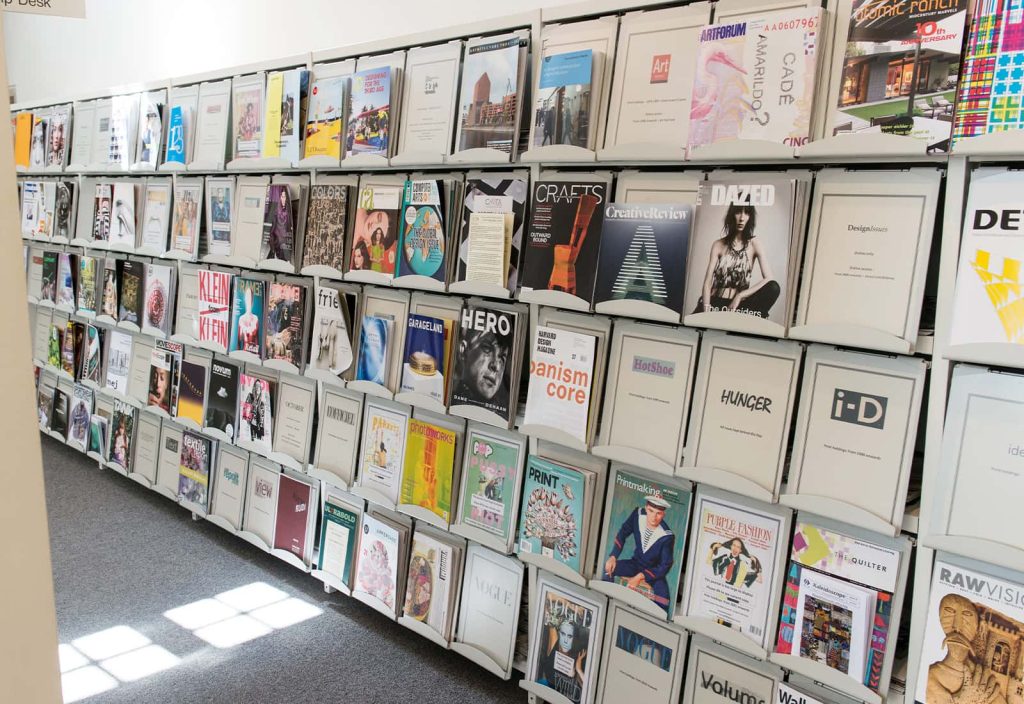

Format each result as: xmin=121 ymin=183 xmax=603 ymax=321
xmin=684 ymin=178 xmax=794 ymax=328
xmin=594 ymin=203 xmax=692 ymax=314
xmin=449 ymin=304 xmax=518 ymax=422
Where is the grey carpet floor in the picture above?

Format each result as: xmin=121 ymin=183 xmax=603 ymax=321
xmin=41 ymin=436 xmax=524 ymax=703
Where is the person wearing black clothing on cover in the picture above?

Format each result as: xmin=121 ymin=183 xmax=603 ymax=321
xmin=694 ymin=203 xmax=780 ymax=319
xmin=451 ymin=323 xmax=511 ymax=415
xmin=243 ymin=380 xmax=267 ymax=441
xmin=709 ymin=537 xmax=762 ymax=589
xmin=537 ymin=618 xmax=586 ymax=703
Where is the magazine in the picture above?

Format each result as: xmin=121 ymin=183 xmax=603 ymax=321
xmin=109 ymin=182 xmax=136 ymax=247
xmin=346 ymin=68 xmax=391 ymax=158
xmin=264 ymin=282 xmax=304 ymax=367
xmin=176 ymin=360 xmax=206 ymax=426
xmin=205 ymin=178 xmax=233 ymax=257
xmin=261 ymin=183 xmax=294 ymax=263
xmin=178 ymin=429 xmax=213 ymax=509
xmin=118 ymin=260 xmax=144 ymax=326
xmin=198 ymin=269 xmax=232 ymax=350
xmin=302 ymin=183 xmax=349 ymax=271
xmin=356 ymin=315 xmax=393 ymax=386
xmin=92 ymin=183 xmax=112 ymax=242
xmin=229 ymin=277 xmax=265 ymax=357
xmin=400 ymin=419 xmax=457 ymax=522
xmin=349 ymin=184 xmax=401 ymax=276
xmin=458 ymin=425 xmax=523 ymax=543
xmin=397 ymin=179 xmax=447 ymax=281
xmin=355 ymin=513 xmax=401 ymax=610
xmin=529 ymin=575 xmax=603 ymax=703
xmin=457 ymin=176 xmax=528 ymax=289
xmin=109 ymin=400 xmax=137 ymax=471
xmin=399 ymin=314 xmax=446 ymax=403
xmin=455 ymin=34 xmax=524 ymax=154
xmin=238 ymin=373 xmax=273 ymax=454
xmin=304 ymin=75 xmax=348 ymax=160
xmin=204 ymin=359 xmax=239 ymax=441
xmin=518 ymin=456 xmax=586 ymax=574
xmin=317 ymin=489 xmax=360 ymax=587
xmin=449 ymin=304 xmax=519 ymax=422
xmin=67 ymin=385 xmax=93 ymax=451
xmin=358 ymin=401 xmax=408 ymax=504
xmin=140 ymin=182 xmax=171 ymax=253
xmin=309 ymin=285 xmax=353 ymax=376
xmin=142 ymin=263 xmax=173 ymax=337
xmin=533 ymin=49 xmax=594 ymax=149
xmin=403 ymin=530 xmax=456 ymax=636
xmin=523 ymin=325 xmax=595 ymax=444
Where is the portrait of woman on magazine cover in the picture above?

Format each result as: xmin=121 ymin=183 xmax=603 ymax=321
xmin=692 ymin=203 xmax=780 ymax=320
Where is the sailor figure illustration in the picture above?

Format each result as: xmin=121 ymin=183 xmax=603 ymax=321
xmin=602 ymin=495 xmax=675 ymax=613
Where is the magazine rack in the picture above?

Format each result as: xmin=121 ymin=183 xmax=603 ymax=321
xmin=179 ymin=498 xmax=208 ymax=519
xmin=397 ymin=615 xmax=450 ymax=648
xmin=341 ymin=153 xmax=390 ymax=169
xmin=780 ymin=489 xmax=902 ymax=538
xmin=447 ymin=148 xmax=512 ymax=165
xmin=944 ymin=342 xmax=1024 ymax=370
xmin=151 ymin=482 xmax=178 ymax=503
xmin=295 ymin=155 xmax=339 ymax=169
xmin=257 ymin=258 xmax=296 ymax=275
xmin=311 ymin=568 xmax=352 ymax=597
xmin=586 ymin=578 xmax=670 ymax=623
xmin=683 ymin=311 xmax=785 ymax=338
xmin=391 ymin=274 xmax=446 ymax=293
xmin=344 ymin=269 xmax=393 ymax=287
xmin=688 ymin=140 xmax=795 ymax=162
xmin=390 ymin=152 xmax=448 ymax=167
xmin=594 ymin=299 xmax=680 ymax=324
xmin=299 ymin=264 xmax=345 ymax=280
xmin=395 ymin=503 xmax=449 ymax=532
xmin=447 ymin=281 xmax=513 ymax=299
xmin=270 ymin=548 xmax=310 ymax=573
xmin=228 ymin=349 xmax=262 ymax=366
xmin=204 ymin=253 xmax=259 ymax=270
xmin=520 ymin=681 xmax=577 ymax=704
xmin=127 ymin=471 xmax=153 ymax=490
xmin=951 ymin=129 xmax=1024 ymax=156
xmin=676 ymin=466 xmax=776 ymax=504
xmin=237 ymin=529 xmax=272 ymax=553
xmin=159 ymin=161 xmax=187 ymax=173
xmin=226 ymin=156 xmax=293 ymax=172
xmin=206 ymin=513 xmax=240 ymax=536
xmin=520 ymin=145 xmax=597 ymax=164
xmin=450 ymin=642 xmax=513 ymax=679
xmin=597 ymin=142 xmax=687 ymax=162
xmin=447 ymin=403 xmax=511 ymax=430
xmin=799 ymin=133 xmax=930 ymax=160
xmin=265 ymin=450 xmax=303 ymax=474
xmin=346 ymin=380 xmax=394 ymax=400
xmin=591 ymin=444 xmax=675 ymax=477
xmin=349 ymin=484 xmax=397 ymax=512
xmin=518 ymin=288 xmax=591 ymax=312
xmin=788 ymin=323 xmax=914 ymax=355
xmin=517 ymin=424 xmax=588 ymax=454
xmin=351 ymin=589 xmax=397 ymax=620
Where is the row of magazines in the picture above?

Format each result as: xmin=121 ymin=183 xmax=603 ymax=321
xmin=12 ymin=0 xmax=1024 ymax=172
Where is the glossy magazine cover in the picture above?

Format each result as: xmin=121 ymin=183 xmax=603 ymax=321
xmin=518 ymin=456 xmax=586 ymax=573
xmin=400 ymin=419 xmax=457 ymax=522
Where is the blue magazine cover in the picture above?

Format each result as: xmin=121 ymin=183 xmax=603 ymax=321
xmin=165 ymin=106 xmax=186 ymax=164
xmin=518 ymin=455 xmax=586 ymax=573
xmin=356 ymin=315 xmax=391 ymax=385
xmin=397 ymin=180 xmax=446 ymax=281
xmin=229 ymin=277 xmax=265 ymax=357
xmin=399 ymin=314 xmax=446 ymax=402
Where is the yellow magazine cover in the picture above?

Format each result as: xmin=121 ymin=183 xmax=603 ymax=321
xmin=400 ymin=419 xmax=456 ymax=522
xmin=14 ymin=112 xmax=32 ymax=167
xmin=262 ymin=72 xmax=284 ymax=158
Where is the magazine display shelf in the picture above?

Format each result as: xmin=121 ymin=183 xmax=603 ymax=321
xmin=351 ymin=589 xmax=397 ymax=620
xmin=447 ymin=148 xmax=514 ymax=166
xmin=159 ymin=161 xmax=187 ymax=173
xmin=590 ymin=444 xmax=675 ymax=477
xmin=206 ymin=514 xmax=240 ymax=537
xmin=143 ymin=405 xmax=170 ymax=421
xmin=204 ymin=254 xmax=259 ymax=270
xmin=798 ymin=133 xmax=929 ymax=160
xmin=303 ymin=368 xmax=346 ymax=387
xmin=779 ymin=493 xmax=901 ymax=538
xmin=951 ymin=130 xmax=1024 ymax=157
xmin=674 ymin=616 xmax=770 ymax=661
xmin=391 ymin=275 xmax=445 ymax=293
xmin=305 ymin=467 xmax=352 ymax=493
xmin=448 ymin=523 xmax=513 ymax=556
xmin=689 ymin=140 xmax=796 ymax=163
xmin=397 ymin=615 xmax=450 ymax=648
xmin=392 ymin=391 xmax=446 ymax=415
xmin=116 ymin=319 xmax=141 ymax=335
xmin=201 ymin=426 xmax=232 ymax=444
xmin=346 ymin=380 xmax=393 ymax=400
xmin=394 ymin=503 xmax=448 ymax=531
xmin=390 ymin=151 xmax=448 ymax=168
xmin=151 ymin=483 xmax=178 ymax=503
xmin=594 ymin=299 xmax=679 ymax=324
xmin=106 ymin=460 xmax=129 ymax=477
xmin=179 ymin=499 xmax=208 ymax=519
xmin=518 ymin=288 xmax=591 ymax=313
xmin=261 ymin=358 xmax=301 ymax=376
xmin=175 ymin=417 xmax=202 ymax=433
xmin=586 ymin=579 xmax=669 ymax=623
xmin=161 ymin=249 xmax=196 ymax=263
xmin=520 ymin=145 xmax=597 ymax=164
xmin=256 ymin=258 xmax=296 ymax=275
xmin=349 ymin=484 xmax=396 ymax=512
xmin=226 ymin=157 xmax=294 ymax=172
xmin=597 ymin=143 xmax=687 ymax=162
xmin=676 ymin=466 xmax=776 ymax=504
xmin=771 ymin=655 xmax=882 ymax=704
xmin=923 ymin=535 xmax=1024 ymax=578
xmin=295 ymin=155 xmax=339 ymax=169
xmin=344 ymin=270 xmax=393 ymax=287
xmin=515 ymin=551 xmax=587 ymax=589
xmin=312 ymin=569 xmax=352 ymax=596
xmin=520 ymin=679 xmax=578 ymax=704
xmin=265 ymin=451 xmax=303 ymax=474
xmin=169 ymin=331 xmax=200 ymax=347
xmin=299 ymin=264 xmax=345 ymax=280
xmin=237 ymin=530 xmax=272 ymax=553
xmin=787 ymin=323 xmax=914 ymax=356
xmin=450 ymin=641 xmax=514 ymax=679
xmin=447 ymin=403 xmax=509 ymax=430
xmin=228 ymin=349 xmax=262 ymax=366
xmin=684 ymin=311 xmax=786 ymax=339
xmin=447 ymin=281 xmax=513 ymax=300
xmin=270 ymin=548 xmax=310 ymax=573
xmin=943 ymin=343 xmax=1024 ymax=370
xmin=340 ymin=154 xmax=390 ymax=170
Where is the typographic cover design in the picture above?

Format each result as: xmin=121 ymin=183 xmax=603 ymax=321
xmin=274 ymin=474 xmax=313 ymax=559
xmin=458 ymin=177 xmax=528 ymax=289
xmin=400 ymin=419 xmax=457 ymax=522
xmin=318 ymin=495 xmax=359 ymax=586
xmin=198 ymin=270 xmax=232 ymax=349
xmin=689 ymin=10 xmax=821 ymax=150
xmin=600 ymin=470 xmax=690 ymax=617
xmin=310 ymin=285 xmax=353 ymax=375
xmin=302 ymin=184 xmax=349 ymax=271
xmin=594 ymin=203 xmax=691 ymax=312
xmin=523 ymin=180 xmax=606 ymax=303
xmin=205 ymin=359 xmax=239 ymax=440
xmin=400 ymin=314 xmax=446 ymax=403
xmin=398 ymin=179 xmax=446 ymax=281
xmin=523 ymin=325 xmax=595 ymax=444
xmin=460 ymin=428 xmax=521 ymax=540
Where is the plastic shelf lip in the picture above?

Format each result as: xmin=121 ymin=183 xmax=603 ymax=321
xmin=345 ymin=380 xmax=394 ymax=400
xmin=205 ymin=514 xmax=239 ymax=535
xmin=944 ymin=342 xmax=1024 ymax=369
xmin=396 ymin=503 xmax=449 ymax=531
xmin=390 ymin=151 xmax=447 ymax=166
xmin=261 ymin=359 xmax=301 ymax=375
xmin=391 ymin=275 xmax=446 ymax=292
xmin=226 ymin=156 xmax=294 ymax=171
xmin=768 ymin=653 xmax=883 ymax=704
xmin=688 ymin=140 xmax=795 ymax=162
xmin=450 ymin=642 xmax=509 ymax=679
xmin=787 ymin=323 xmax=913 ymax=355
xmin=237 ymin=530 xmax=272 ymax=553
xmin=779 ymin=493 xmax=900 ymax=538
xmin=586 ymin=579 xmax=670 ymax=622
xmin=306 ymin=467 xmax=351 ymax=493
xmin=398 ymin=615 xmax=451 ymax=648
xmin=152 ymin=485 xmax=179 ymax=502
xmin=311 ymin=569 xmax=352 ymax=596
xmin=447 ymin=147 xmax=513 ymax=165
xmin=257 ymin=258 xmax=297 ymax=274
xmin=349 ymin=485 xmax=397 ymax=512
xmin=516 ymin=552 xmax=586 ymax=588
xmin=351 ymin=589 xmax=397 ymax=620
xmin=518 ymin=288 xmax=592 ymax=312
xmin=518 ymin=424 xmax=588 ymax=453
xmin=520 ymin=679 xmax=576 ymax=704
xmin=158 ymin=161 xmax=188 ymax=172
xmin=595 ymin=299 xmax=681 ymax=324
xmin=675 ymin=466 xmax=776 ymax=503
xmin=683 ymin=310 xmax=786 ymax=338
xmin=519 ymin=144 xmax=597 ymax=164
xmin=447 ymin=281 xmax=512 ymax=299
xmin=270 ymin=548 xmax=310 ymax=573
xmin=344 ymin=269 xmax=393 ymax=287
xmin=673 ymin=615 xmax=769 ymax=660
xmin=951 ymin=130 xmax=1024 ymax=157
xmin=798 ymin=133 xmax=928 ymax=160
xmin=296 ymin=155 xmax=341 ymax=168
xmin=597 ymin=142 xmax=687 ymax=162
xmin=393 ymin=391 xmax=447 ymax=414
xmin=922 ymin=535 xmax=1024 ymax=576
xmin=340 ymin=153 xmax=389 ymax=169
xmin=448 ymin=522 xmax=513 ymax=556
xmin=299 ymin=264 xmax=345 ymax=280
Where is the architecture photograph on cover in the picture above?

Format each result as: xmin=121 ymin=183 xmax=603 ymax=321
xmin=457 ymin=35 xmax=523 ymax=153
xmin=599 ymin=469 xmax=689 ymax=617
xmin=916 ymin=559 xmax=1024 ymax=704
xmin=594 ymin=202 xmax=692 ymax=314
xmin=684 ymin=179 xmax=793 ymax=326
xmin=688 ymin=9 xmax=821 ymax=150
xmin=350 ymin=186 xmax=400 ymax=275
xmin=833 ymin=0 xmax=969 ymax=150
xmin=533 ymin=49 xmax=593 ymax=149
xmin=346 ymin=68 xmax=391 ymax=157
xmin=523 ymin=180 xmax=606 ymax=303
xmin=449 ymin=305 xmax=516 ymax=421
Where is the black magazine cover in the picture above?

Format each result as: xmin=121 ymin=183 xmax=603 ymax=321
xmin=522 ymin=180 xmax=606 ymax=303
xmin=302 ymin=184 xmax=350 ymax=271
xmin=50 ymin=387 xmax=69 ymax=438
xmin=457 ymin=176 xmax=529 ymax=289
xmin=449 ymin=304 xmax=518 ymax=422
xmin=55 ymin=181 xmax=74 ymax=241
xmin=593 ymin=203 xmax=692 ymax=314
xmin=205 ymin=359 xmax=239 ymax=441
xmin=118 ymin=260 xmax=145 ymax=325
xmin=41 ymin=250 xmax=58 ymax=303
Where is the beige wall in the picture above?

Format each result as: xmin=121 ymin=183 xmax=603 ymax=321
xmin=0 ymin=10 xmax=63 ymax=703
